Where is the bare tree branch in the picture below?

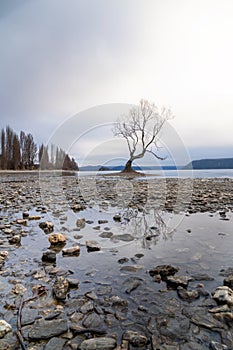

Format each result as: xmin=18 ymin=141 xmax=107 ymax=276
xmin=113 ymin=99 xmax=173 ymax=172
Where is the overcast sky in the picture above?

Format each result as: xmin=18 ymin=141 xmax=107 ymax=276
xmin=1 ymin=0 xmax=233 ymax=164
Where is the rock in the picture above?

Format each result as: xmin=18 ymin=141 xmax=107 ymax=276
xmin=166 ymin=275 xmax=194 ymax=289
xmin=16 ymin=219 xmax=27 ymax=225
xmin=76 ymin=218 xmax=86 ymax=228
xmin=183 ymin=306 xmax=225 ymax=330
xmin=177 ymin=287 xmax=200 ymax=301
xmin=86 ymin=240 xmax=101 ymax=252
xmin=48 ymin=233 xmax=66 ymax=245
xmin=223 ymin=275 xmax=233 ymax=289
xmin=28 ymin=215 xmax=41 ymax=220
xmin=44 ymin=337 xmax=67 ymax=350
xmin=110 ymin=295 xmax=128 ymax=307
xmin=82 ymin=312 xmax=103 ymax=328
xmin=80 ymin=337 xmax=116 ymax=350
xmin=209 ymin=341 xmax=228 ymax=350
xmin=149 ymin=265 xmax=179 ymax=280
xmin=67 ymin=278 xmax=79 ymax=288
xmin=28 ymin=319 xmax=68 ymax=340
xmin=212 ymin=286 xmax=233 ymax=306
xmin=62 ymin=246 xmax=80 ymax=256
xmin=0 ymin=251 xmax=8 ymax=260
xmin=8 ymin=235 xmax=21 ymax=244
xmin=21 ymin=308 xmax=39 ymax=326
xmin=12 ymin=283 xmax=27 ymax=295
xmin=23 ymin=212 xmax=29 ymax=218
xmin=39 ymin=221 xmax=54 ymax=233
xmin=191 ymin=273 xmax=214 ymax=281
xmin=80 ymin=301 xmax=94 ymax=314
xmin=42 ymin=251 xmax=56 ymax=263
xmin=113 ymin=214 xmax=121 ymax=222
xmin=118 ymin=257 xmax=129 ymax=264
xmin=123 ymin=330 xmax=149 ymax=347
xmin=123 ymin=277 xmax=143 ymax=294
xmin=53 ymin=277 xmax=69 ymax=300
xmin=120 ymin=265 xmax=143 ymax=272
xmin=99 ymin=231 xmax=113 ymax=238
xmin=98 ymin=220 xmax=108 ymax=224
xmin=111 ymin=234 xmax=134 ymax=242
xmin=0 ymin=320 xmax=12 ymax=338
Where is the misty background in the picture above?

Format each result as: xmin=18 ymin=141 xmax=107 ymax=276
xmin=1 ymin=0 xmax=233 ymax=166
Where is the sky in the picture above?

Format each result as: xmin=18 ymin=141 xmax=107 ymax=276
xmin=0 ymin=0 xmax=233 ymax=165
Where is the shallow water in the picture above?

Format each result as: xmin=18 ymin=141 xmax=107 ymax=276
xmin=0 ymin=172 xmax=233 ymax=347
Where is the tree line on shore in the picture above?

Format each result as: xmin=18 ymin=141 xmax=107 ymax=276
xmin=0 ymin=126 xmax=78 ymax=171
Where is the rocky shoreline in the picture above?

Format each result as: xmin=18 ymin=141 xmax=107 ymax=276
xmin=0 ymin=173 xmax=233 ymax=349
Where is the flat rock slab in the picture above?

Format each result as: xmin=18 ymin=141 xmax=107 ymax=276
xmin=80 ymin=337 xmax=117 ymax=350
xmin=44 ymin=337 xmax=67 ymax=350
xmin=111 ymin=234 xmax=134 ymax=242
xmin=28 ymin=319 xmax=68 ymax=340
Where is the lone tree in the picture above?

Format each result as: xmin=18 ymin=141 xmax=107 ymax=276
xmin=113 ymin=99 xmax=172 ymax=173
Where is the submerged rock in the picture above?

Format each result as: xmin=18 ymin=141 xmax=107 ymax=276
xmin=28 ymin=319 xmax=68 ymax=340
xmin=123 ymin=276 xmax=143 ymax=294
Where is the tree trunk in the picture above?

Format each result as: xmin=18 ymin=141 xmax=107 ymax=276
xmin=122 ymin=159 xmax=133 ymax=172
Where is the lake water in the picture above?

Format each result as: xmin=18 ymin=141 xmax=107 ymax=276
xmin=79 ymin=168 xmax=233 ymax=178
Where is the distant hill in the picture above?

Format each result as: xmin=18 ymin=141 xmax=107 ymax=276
xmin=184 ymin=158 xmax=233 ymax=169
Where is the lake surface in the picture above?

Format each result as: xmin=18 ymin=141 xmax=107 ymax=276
xmin=79 ymin=168 xmax=233 ymax=178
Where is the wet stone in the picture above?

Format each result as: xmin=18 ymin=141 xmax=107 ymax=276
xmin=80 ymin=301 xmax=94 ymax=314
xmin=99 ymin=231 xmax=113 ymax=238
xmin=42 ymin=251 xmax=56 ymax=263
xmin=209 ymin=341 xmax=228 ymax=350
xmin=212 ymin=286 xmax=233 ymax=306
xmin=177 ymin=287 xmax=200 ymax=302
xmin=82 ymin=312 xmax=103 ymax=328
xmin=48 ymin=233 xmax=66 ymax=245
xmin=123 ymin=330 xmax=149 ymax=347
xmin=44 ymin=337 xmax=67 ymax=350
xmin=111 ymin=234 xmax=134 ymax=242
xmin=223 ymin=275 xmax=233 ymax=289
xmin=118 ymin=257 xmax=129 ymax=264
xmin=67 ymin=278 xmax=79 ymax=288
xmin=76 ymin=218 xmax=86 ymax=228
xmin=8 ymin=235 xmax=21 ymax=244
xmin=86 ymin=240 xmax=101 ymax=252
xmin=62 ymin=246 xmax=80 ymax=256
xmin=96 ymin=285 xmax=112 ymax=295
xmin=0 ymin=320 xmax=12 ymax=338
xmin=80 ymin=337 xmax=117 ymax=350
xmin=123 ymin=276 xmax=143 ymax=294
xmin=166 ymin=275 xmax=194 ymax=289
xmin=28 ymin=319 xmax=68 ymax=340
xmin=39 ymin=221 xmax=54 ymax=233
xmin=149 ymin=265 xmax=179 ymax=280
xmin=53 ymin=276 xmax=69 ymax=300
